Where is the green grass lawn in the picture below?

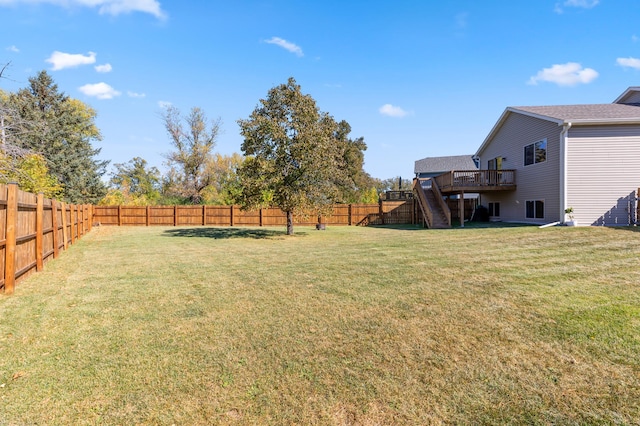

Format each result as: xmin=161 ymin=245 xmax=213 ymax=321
xmin=1 ymin=224 xmax=639 ymax=424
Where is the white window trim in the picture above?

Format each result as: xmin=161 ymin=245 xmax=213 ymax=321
xmin=524 ymin=138 xmax=547 ymax=166
xmin=525 ymin=199 xmax=545 ymax=219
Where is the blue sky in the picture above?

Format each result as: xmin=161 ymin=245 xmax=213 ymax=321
xmin=2 ymin=0 xmax=640 ymax=181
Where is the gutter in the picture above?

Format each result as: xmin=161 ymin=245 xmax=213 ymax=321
xmin=559 ymin=122 xmax=572 ymax=223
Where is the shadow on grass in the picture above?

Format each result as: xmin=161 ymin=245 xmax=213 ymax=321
xmin=455 ymin=221 xmax=538 ymax=229
xmin=162 ymin=227 xmax=292 ymax=239
xmin=369 ymin=222 xmax=536 ymax=231
xmin=610 ymin=225 xmax=640 ymax=233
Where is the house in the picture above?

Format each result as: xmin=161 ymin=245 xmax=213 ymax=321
xmin=414 ymin=155 xmax=478 ymax=179
xmin=474 ymin=87 xmax=640 ymax=226
xmin=412 ymin=155 xmax=491 ymax=228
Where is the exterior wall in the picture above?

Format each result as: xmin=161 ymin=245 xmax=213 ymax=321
xmin=478 ymin=113 xmax=562 ymax=224
xmin=617 ymin=90 xmax=640 ymax=104
xmin=567 ymin=125 xmax=640 ymax=226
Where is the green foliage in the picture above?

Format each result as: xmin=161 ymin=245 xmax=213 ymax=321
xmin=4 ymin=71 xmax=108 ymax=203
xmin=237 ymin=77 xmax=351 ymax=234
xmin=162 ymin=105 xmax=221 ymax=204
xmin=104 ymin=157 xmax=161 ymax=205
xmin=360 ymin=187 xmax=380 ymax=204
xmin=0 ymin=152 xmax=63 ymax=198
xmin=333 ymin=120 xmax=378 ymax=203
xmin=200 ymin=152 xmax=244 ymax=205
xmin=377 ymin=176 xmax=413 ymax=193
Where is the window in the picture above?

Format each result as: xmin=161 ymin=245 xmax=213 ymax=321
xmin=487 ymin=157 xmax=503 ymax=170
xmin=524 ymin=139 xmax=546 ymax=166
xmin=525 ymin=200 xmax=544 ymax=219
xmin=488 ymin=202 xmax=500 ymax=217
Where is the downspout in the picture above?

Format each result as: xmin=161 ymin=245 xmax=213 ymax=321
xmin=559 ymin=122 xmax=572 ymax=223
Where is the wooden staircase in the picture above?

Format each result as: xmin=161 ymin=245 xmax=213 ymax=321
xmin=413 ymin=178 xmax=451 ymax=229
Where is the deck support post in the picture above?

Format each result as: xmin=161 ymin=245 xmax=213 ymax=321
xmin=459 ymin=191 xmax=464 ymax=228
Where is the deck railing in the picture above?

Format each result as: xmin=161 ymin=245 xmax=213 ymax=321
xmin=434 ymin=170 xmax=516 ymax=192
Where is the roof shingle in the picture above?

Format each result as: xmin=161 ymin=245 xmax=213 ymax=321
xmin=414 ymin=155 xmax=477 ymax=174
xmin=512 ymin=103 xmax=640 ymax=122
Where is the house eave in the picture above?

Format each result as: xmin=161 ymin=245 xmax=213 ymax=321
xmin=475 ymin=107 xmax=563 ymax=157
xmin=563 ymin=118 xmax=640 ymax=126
xmin=613 ymin=86 xmax=640 ymax=104
xmin=475 ymin=107 xmax=640 ymax=157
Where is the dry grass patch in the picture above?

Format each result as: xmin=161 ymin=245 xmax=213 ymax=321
xmin=0 ymin=224 xmax=638 ymax=424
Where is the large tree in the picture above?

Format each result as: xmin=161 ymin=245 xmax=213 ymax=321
xmin=101 ymin=156 xmax=161 ymax=205
xmin=333 ymin=120 xmax=378 ymax=203
xmin=237 ymin=77 xmax=351 ymax=235
xmin=1 ymin=87 xmax=62 ymax=198
xmin=5 ymin=71 xmax=107 ymax=203
xmin=161 ymin=105 xmax=221 ymax=204
xmin=200 ymin=152 xmax=244 ymax=205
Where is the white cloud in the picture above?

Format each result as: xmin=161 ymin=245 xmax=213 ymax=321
xmin=95 ymin=63 xmax=112 ymax=73
xmin=379 ymin=104 xmax=409 ymax=118
xmin=528 ymin=62 xmax=598 ymax=86
xmin=78 ymin=82 xmax=121 ymax=99
xmin=46 ymin=51 xmax=96 ymax=71
xmin=455 ymin=12 xmax=468 ymax=29
xmin=564 ymin=0 xmax=599 ymax=7
xmin=264 ymin=37 xmax=303 ymax=57
xmin=555 ymin=0 xmax=599 ymax=13
xmin=617 ymin=57 xmax=640 ymax=70
xmin=633 ymin=35 xmax=639 ymax=43
xmin=6 ymin=45 xmax=19 ymax=53
xmin=127 ymin=91 xmax=146 ymax=98
xmin=0 ymin=0 xmax=166 ymax=19
xmin=158 ymin=100 xmax=172 ymax=109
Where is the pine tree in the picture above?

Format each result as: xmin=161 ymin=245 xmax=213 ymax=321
xmin=6 ymin=71 xmax=107 ymax=203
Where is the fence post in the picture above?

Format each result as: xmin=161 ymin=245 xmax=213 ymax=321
xmin=348 ymin=204 xmax=352 ymax=226
xmin=259 ymin=208 xmax=263 ymax=227
xmin=118 ymin=205 xmax=122 ymax=227
xmin=71 ymin=205 xmax=77 ymax=244
xmin=230 ymin=205 xmax=234 ymax=226
xmin=61 ymin=202 xmax=68 ymax=250
xmin=4 ymin=183 xmax=18 ymax=295
xmin=36 ymin=193 xmax=44 ymax=272
xmin=87 ymin=205 xmax=92 ymax=232
xmin=174 ymin=205 xmax=178 ymax=226
xmin=202 ymin=205 xmax=206 ymax=226
xmin=146 ymin=206 xmax=150 ymax=226
xmin=379 ymin=199 xmax=385 ymax=225
xmin=78 ymin=204 xmax=84 ymax=238
xmin=51 ymin=200 xmax=59 ymax=259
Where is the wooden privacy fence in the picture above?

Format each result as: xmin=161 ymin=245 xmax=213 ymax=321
xmin=92 ymin=200 xmax=415 ymax=227
xmin=1 ymin=183 xmax=92 ymax=295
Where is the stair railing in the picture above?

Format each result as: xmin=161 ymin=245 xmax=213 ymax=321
xmin=413 ymin=178 xmax=434 ymax=228
xmin=431 ymin=179 xmax=451 ymax=227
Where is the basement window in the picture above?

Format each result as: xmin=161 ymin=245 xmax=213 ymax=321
xmin=525 ymin=200 xmax=544 ymax=219
xmin=488 ymin=202 xmax=500 ymax=217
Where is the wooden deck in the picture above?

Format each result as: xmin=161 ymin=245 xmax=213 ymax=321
xmin=433 ymin=170 xmax=516 ymax=194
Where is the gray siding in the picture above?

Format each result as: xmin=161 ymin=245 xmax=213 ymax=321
xmin=567 ymin=125 xmax=640 ymax=226
xmin=617 ymin=90 xmax=640 ymax=105
xmin=478 ymin=113 xmax=562 ymax=224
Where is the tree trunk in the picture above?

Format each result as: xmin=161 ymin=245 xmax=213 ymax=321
xmin=286 ymin=210 xmax=294 ymax=235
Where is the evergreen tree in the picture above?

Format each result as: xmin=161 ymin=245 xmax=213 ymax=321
xmin=6 ymin=71 xmax=107 ymax=203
